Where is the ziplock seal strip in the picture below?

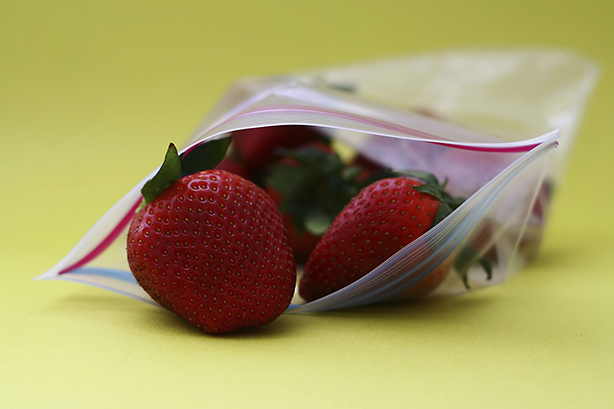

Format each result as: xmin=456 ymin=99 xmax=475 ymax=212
xmin=211 ymin=104 xmax=551 ymax=153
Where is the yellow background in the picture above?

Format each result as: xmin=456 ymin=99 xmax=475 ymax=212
xmin=1 ymin=1 xmax=613 ymax=408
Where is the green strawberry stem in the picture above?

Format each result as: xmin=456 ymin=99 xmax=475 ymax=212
xmin=140 ymin=137 xmax=231 ymax=206
xmin=453 ymin=245 xmax=493 ymax=290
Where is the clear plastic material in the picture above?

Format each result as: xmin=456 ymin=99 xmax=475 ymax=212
xmin=37 ymin=48 xmax=598 ymax=312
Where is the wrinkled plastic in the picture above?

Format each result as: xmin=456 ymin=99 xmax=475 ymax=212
xmin=38 ymin=48 xmax=598 ymax=312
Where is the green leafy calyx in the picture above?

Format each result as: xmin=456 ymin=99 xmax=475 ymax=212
xmin=140 ymin=137 xmax=231 ymax=205
xmin=453 ymin=245 xmax=493 ymax=290
xmin=266 ymin=145 xmax=362 ymax=236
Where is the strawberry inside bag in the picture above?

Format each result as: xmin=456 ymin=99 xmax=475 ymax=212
xmin=39 ymin=48 xmax=598 ymax=313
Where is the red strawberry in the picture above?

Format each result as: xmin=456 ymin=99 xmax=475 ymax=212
xmin=299 ymin=172 xmax=465 ymax=302
xmin=214 ymin=156 xmax=249 ymax=179
xmin=530 ymin=179 xmax=553 ymax=222
xmin=388 ymin=255 xmax=454 ymax=301
xmin=515 ymin=179 xmax=554 ymax=262
xmin=231 ymin=125 xmax=325 ymax=173
xmin=127 ymin=141 xmax=297 ymax=334
xmin=349 ymin=153 xmax=387 ymax=183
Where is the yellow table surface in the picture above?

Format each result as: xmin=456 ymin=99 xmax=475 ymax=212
xmin=2 ymin=1 xmax=613 ymax=408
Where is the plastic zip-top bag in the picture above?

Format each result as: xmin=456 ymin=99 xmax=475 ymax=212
xmin=38 ymin=48 xmax=598 ymax=315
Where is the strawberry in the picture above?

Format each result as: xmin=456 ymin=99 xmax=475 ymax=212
xmin=349 ymin=153 xmax=387 ymax=183
xmin=516 ymin=179 xmax=554 ymax=262
xmin=214 ymin=156 xmax=249 ymax=179
xmin=388 ymin=255 xmax=454 ymax=301
xmin=530 ymin=179 xmax=553 ymax=222
xmin=127 ymin=139 xmax=297 ymax=334
xmin=230 ymin=125 xmax=325 ymax=174
xmin=299 ymin=172 xmax=467 ymax=302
